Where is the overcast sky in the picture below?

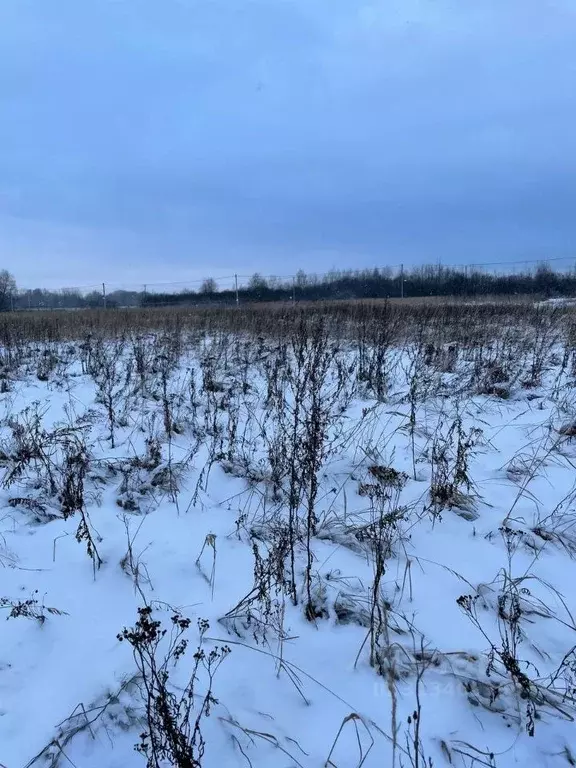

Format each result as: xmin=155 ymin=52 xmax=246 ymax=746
xmin=1 ymin=0 xmax=575 ymax=290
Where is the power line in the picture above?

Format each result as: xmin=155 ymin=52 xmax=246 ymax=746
xmin=17 ymin=255 xmax=576 ymax=294
xmin=11 ymin=254 xmax=576 ymax=310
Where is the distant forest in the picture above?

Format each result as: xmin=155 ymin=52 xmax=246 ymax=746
xmin=9 ymin=262 xmax=576 ymax=311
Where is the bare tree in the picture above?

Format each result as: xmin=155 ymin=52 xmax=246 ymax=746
xmin=248 ymin=273 xmax=269 ymax=299
xmin=295 ymin=269 xmax=308 ymax=289
xmin=249 ymin=273 xmax=267 ymax=290
xmin=0 ymin=270 xmax=16 ymax=312
xmin=200 ymin=278 xmax=218 ymax=294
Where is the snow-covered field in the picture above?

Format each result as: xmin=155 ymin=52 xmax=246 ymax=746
xmin=2 ymin=307 xmax=576 ymax=768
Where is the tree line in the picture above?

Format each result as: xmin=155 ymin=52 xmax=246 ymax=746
xmin=1 ymin=263 xmax=575 ymax=311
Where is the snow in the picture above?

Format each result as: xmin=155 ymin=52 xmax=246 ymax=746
xmin=2 ymin=328 xmax=576 ymax=768
xmin=536 ymin=298 xmax=576 ymax=307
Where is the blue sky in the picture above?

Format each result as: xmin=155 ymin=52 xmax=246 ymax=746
xmin=1 ymin=0 xmax=575 ymax=289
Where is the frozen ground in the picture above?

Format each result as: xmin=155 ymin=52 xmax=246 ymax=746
xmin=1 ymin=320 xmax=576 ymax=768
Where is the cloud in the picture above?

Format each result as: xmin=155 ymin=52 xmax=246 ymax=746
xmin=0 ymin=0 xmax=575 ymax=286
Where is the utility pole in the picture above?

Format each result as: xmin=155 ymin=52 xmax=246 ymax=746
xmin=102 ymin=282 xmax=107 ymax=309
xmin=234 ymin=274 xmax=239 ymax=306
xmin=292 ymin=276 xmax=296 ymax=307
xmin=400 ymin=263 xmax=404 ymax=299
